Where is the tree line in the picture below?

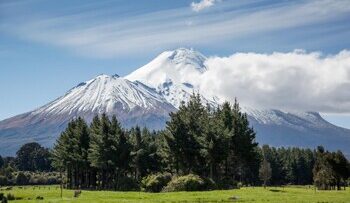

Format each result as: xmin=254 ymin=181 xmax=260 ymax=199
xmin=259 ymin=145 xmax=350 ymax=189
xmin=51 ymin=95 xmax=260 ymax=190
xmin=1 ymin=95 xmax=349 ymax=190
xmin=0 ymin=143 xmax=58 ymax=186
xmin=49 ymin=95 xmax=350 ymax=190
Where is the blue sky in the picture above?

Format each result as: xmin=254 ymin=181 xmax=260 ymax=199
xmin=1 ymin=0 xmax=350 ymax=127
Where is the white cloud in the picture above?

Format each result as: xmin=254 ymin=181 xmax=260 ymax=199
xmin=196 ymin=50 xmax=350 ymax=113
xmin=191 ymin=0 xmax=217 ymax=12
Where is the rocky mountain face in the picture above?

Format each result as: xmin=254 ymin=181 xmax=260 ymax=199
xmin=1 ymin=48 xmax=350 ymax=157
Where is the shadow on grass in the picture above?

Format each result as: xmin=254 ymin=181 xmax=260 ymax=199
xmin=269 ymin=189 xmax=286 ymax=193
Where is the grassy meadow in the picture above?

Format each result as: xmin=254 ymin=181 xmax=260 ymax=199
xmin=0 ymin=185 xmax=349 ymax=203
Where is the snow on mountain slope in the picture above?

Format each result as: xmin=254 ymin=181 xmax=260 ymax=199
xmin=126 ymin=48 xmax=207 ymax=86
xmin=126 ymin=48 xmax=350 ymax=157
xmin=0 ymin=74 xmax=175 ymax=130
xmin=0 ymin=75 xmax=176 ymax=155
xmin=248 ymin=110 xmax=350 ymax=158
xmin=126 ymin=48 xmax=217 ymax=107
xmin=243 ymin=107 xmax=331 ymax=128
xmin=35 ymin=74 xmax=168 ymax=116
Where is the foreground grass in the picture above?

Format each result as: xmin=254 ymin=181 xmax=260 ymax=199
xmin=0 ymin=185 xmax=349 ymax=203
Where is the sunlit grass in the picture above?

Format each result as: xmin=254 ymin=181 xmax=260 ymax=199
xmin=0 ymin=185 xmax=349 ymax=202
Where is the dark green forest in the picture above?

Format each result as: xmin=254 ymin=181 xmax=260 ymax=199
xmin=0 ymin=95 xmax=349 ymax=192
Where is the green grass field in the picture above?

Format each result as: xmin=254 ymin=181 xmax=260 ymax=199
xmin=0 ymin=185 xmax=349 ymax=203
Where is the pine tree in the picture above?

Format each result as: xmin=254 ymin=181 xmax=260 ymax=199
xmin=130 ymin=127 xmax=162 ymax=180
xmin=88 ymin=114 xmax=131 ymax=189
xmin=327 ymin=151 xmax=350 ymax=190
xmin=203 ymin=106 xmax=229 ymax=180
xmin=226 ymin=99 xmax=259 ymax=184
xmin=165 ymin=94 xmax=206 ymax=175
xmin=71 ymin=117 xmax=91 ymax=188
xmin=88 ymin=114 xmax=113 ymax=189
xmin=261 ymin=145 xmax=286 ymax=185
xmin=51 ymin=120 xmax=78 ymax=188
xmin=130 ymin=126 xmax=142 ymax=180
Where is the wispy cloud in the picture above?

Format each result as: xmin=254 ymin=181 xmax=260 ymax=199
xmin=191 ymin=0 xmax=218 ymax=12
xmin=1 ymin=0 xmax=350 ymax=58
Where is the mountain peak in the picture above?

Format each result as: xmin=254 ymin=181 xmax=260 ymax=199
xmin=125 ymin=48 xmax=212 ymax=108
xmin=96 ymin=73 xmax=110 ymax=78
xmin=164 ymin=48 xmax=207 ymax=70
xmin=126 ymin=48 xmax=207 ymax=87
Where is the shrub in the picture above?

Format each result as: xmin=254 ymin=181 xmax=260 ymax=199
xmin=74 ymin=190 xmax=81 ymax=198
xmin=1 ymin=197 xmax=7 ymax=203
xmin=216 ymin=177 xmax=238 ymax=189
xmin=36 ymin=176 xmax=48 ymax=185
xmin=162 ymin=174 xmax=215 ymax=192
xmin=16 ymin=172 xmax=29 ymax=185
xmin=29 ymin=177 xmax=38 ymax=185
xmin=141 ymin=173 xmax=172 ymax=192
xmin=36 ymin=196 xmax=44 ymax=200
xmin=0 ymin=176 xmax=7 ymax=186
xmin=6 ymin=193 xmax=15 ymax=201
xmin=202 ymin=177 xmax=217 ymax=190
xmin=115 ymin=176 xmax=139 ymax=191
xmin=0 ymin=193 xmax=3 ymax=200
xmin=47 ymin=177 xmax=59 ymax=184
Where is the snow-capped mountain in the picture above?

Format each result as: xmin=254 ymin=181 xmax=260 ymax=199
xmin=1 ymin=48 xmax=350 ymax=157
xmin=0 ymin=74 xmax=175 ymax=155
xmin=126 ymin=48 xmax=350 ymax=157
xmin=126 ymin=48 xmax=217 ymax=107
xmin=246 ymin=109 xmax=350 ymax=156
xmin=34 ymin=74 xmax=173 ymax=117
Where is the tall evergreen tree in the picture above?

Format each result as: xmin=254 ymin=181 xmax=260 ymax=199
xmin=130 ymin=127 xmax=162 ymax=180
xmin=88 ymin=114 xmax=131 ymax=189
xmin=261 ymin=145 xmax=286 ymax=185
xmin=227 ymin=99 xmax=260 ymax=184
xmin=52 ymin=118 xmax=91 ymax=188
xmin=52 ymin=120 xmax=78 ymax=188
xmin=165 ymin=94 xmax=206 ymax=175
xmin=203 ymin=106 xmax=229 ymax=180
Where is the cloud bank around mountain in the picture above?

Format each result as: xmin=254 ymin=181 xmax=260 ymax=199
xmin=196 ymin=50 xmax=350 ymax=113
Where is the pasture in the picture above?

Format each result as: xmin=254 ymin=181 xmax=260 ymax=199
xmin=0 ymin=185 xmax=349 ymax=203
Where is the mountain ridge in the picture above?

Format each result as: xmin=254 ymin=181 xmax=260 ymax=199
xmin=1 ymin=48 xmax=350 ymax=157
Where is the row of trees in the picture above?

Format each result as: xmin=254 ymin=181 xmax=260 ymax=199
xmin=50 ymin=95 xmax=350 ymax=190
xmin=51 ymin=115 xmax=161 ymax=190
xmin=2 ymin=95 xmax=348 ymax=190
xmin=313 ymin=146 xmax=349 ymax=190
xmin=259 ymin=145 xmax=315 ymax=186
xmin=164 ymin=96 xmax=260 ymax=185
xmin=0 ymin=143 xmax=55 ymax=186
xmin=259 ymin=145 xmax=350 ymax=189
xmin=0 ymin=143 xmax=51 ymax=172
xmin=51 ymin=95 xmax=261 ymax=190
